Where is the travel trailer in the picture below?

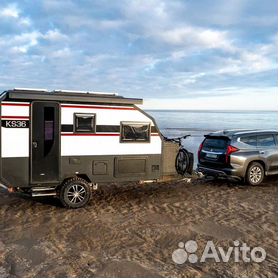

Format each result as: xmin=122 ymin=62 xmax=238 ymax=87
xmin=0 ymin=88 xmax=193 ymax=208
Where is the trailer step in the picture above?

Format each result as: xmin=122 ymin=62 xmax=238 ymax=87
xmin=32 ymin=192 xmax=56 ymax=197
xmin=31 ymin=187 xmax=57 ymax=197
xmin=31 ymin=187 xmax=56 ymax=192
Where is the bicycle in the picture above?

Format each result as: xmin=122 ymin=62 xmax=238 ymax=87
xmin=163 ymin=134 xmax=194 ymax=175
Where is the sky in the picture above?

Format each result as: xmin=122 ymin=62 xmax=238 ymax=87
xmin=0 ymin=0 xmax=277 ymax=110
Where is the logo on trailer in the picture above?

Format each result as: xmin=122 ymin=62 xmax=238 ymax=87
xmin=2 ymin=120 xmax=29 ymax=128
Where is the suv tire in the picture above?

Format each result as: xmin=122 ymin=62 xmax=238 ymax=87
xmin=246 ymin=162 xmax=264 ymax=185
xmin=59 ymin=177 xmax=91 ymax=208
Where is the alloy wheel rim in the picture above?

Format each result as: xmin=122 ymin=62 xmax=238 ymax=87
xmin=250 ymin=166 xmax=262 ymax=184
xmin=67 ymin=184 xmax=86 ymax=204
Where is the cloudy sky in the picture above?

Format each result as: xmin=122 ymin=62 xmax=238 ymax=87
xmin=0 ymin=0 xmax=277 ymax=110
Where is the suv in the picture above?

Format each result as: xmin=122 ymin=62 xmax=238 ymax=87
xmin=197 ymin=129 xmax=278 ymax=185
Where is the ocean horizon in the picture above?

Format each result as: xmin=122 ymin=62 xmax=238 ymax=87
xmin=146 ymin=109 xmax=278 ymax=164
xmin=146 ymin=109 xmax=277 ymax=132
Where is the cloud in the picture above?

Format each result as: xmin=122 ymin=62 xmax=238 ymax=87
xmin=6 ymin=29 xmax=66 ymax=54
xmin=43 ymin=29 xmax=68 ymax=41
xmin=216 ymin=39 xmax=277 ymax=75
xmin=97 ymin=19 xmax=126 ymax=30
xmin=0 ymin=0 xmax=276 ymax=111
xmin=0 ymin=3 xmax=19 ymax=18
xmin=8 ymin=31 xmax=41 ymax=53
xmin=50 ymin=47 xmax=73 ymax=58
xmin=156 ymin=27 xmax=233 ymax=51
xmin=0 ymin=3 xmax=32 ymax=29
xmin=60 ymin=15 xmax=126 ymax=30
xmin=19 ymin=17 xmax=32 ymax=26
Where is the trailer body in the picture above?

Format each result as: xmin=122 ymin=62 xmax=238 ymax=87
xmin=0 ymin=89 xmax=169 ymax=194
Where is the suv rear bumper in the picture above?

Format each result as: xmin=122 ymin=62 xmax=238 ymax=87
xmin=197 ymin=165 xmax=242 ymax=180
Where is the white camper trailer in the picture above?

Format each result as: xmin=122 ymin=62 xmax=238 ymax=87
xmin=0 ymin=88 xmax=192 ymax=208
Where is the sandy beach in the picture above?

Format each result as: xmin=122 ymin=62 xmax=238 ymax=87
xmin=0 ymin=176 xmax=277 ymax=278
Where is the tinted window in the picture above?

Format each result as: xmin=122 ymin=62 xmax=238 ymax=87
xmin=203 ymin=138 xmax=228 ymax=150
xmin=44 ymin=107 xmax=55 ymax=156
xmin=240 ymin=136 xmax=257 ymax=146
xmin=121 ymin=122 xmax=150 ymax=142
xmin=257 ymin=135 xmax=276 ymax=147
xmin=74 ymin=113 xmax=96 ymax=133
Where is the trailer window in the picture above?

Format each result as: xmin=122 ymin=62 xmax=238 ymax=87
xmin=44 ymin=107 xmax=55 ymax=156
xmin=120 ymin=122 xmax=151 ymax=143
xmin=74 ymin=113 xmax=96 ymax=133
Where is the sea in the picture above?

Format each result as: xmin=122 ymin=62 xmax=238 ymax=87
xmin=146 ymin=110 xmax=278 ymax=166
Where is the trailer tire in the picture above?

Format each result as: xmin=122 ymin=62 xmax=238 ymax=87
xmin=59 ymin=177 xmax=91 ymax=208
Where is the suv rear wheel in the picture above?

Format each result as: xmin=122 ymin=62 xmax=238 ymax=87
xmin=246 ymin=162 xmax=264 ymax=185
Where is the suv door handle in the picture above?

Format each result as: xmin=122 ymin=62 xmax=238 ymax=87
xmin=259 ymin=151 xmax=265 ymax=154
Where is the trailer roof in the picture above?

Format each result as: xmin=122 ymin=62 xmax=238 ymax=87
xmin=1 ymin=88 xmax=143 ymax=105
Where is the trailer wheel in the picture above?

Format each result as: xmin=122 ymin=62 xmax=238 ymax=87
xmin=59 ymin=177 xmax=91 ymax=208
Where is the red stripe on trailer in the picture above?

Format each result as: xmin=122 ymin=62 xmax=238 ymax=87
xmin=0 ymin=116 xmax=30 ymax=119
xmin=61 ymin=133 xmax=120 ymax=136
xmin=1 ymin=103 xmax=135 ymax=110
xmin=61 ymin=105 xmax=135 ymax=110
xmin=1 ymin=103 xmax=30 ymax=107
xmin=61 ymin=133 xmax=160 ymax=136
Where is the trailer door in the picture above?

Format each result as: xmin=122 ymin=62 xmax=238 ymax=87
xmin=31 ymin=102 xmax=60 ymax=183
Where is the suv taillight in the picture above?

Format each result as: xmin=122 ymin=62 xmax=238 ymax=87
xmin=226 ymin=145 xmax=239 ymax=163
xmin=198 ymin=142 xmax=203 ymax=161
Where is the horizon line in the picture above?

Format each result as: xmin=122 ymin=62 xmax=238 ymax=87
xmin=142 ymin=108 xmax=278 ymax=112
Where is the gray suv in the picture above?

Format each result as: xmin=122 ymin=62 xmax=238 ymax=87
xmin=197 ymin=129 xmax=278 ymax=185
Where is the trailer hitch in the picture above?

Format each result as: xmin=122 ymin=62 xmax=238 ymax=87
xmin=0 ymin=184 xmax=15 ymax=193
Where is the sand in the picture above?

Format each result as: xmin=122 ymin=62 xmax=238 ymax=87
xmin=0 ymin=176 xmax=277 ymax=278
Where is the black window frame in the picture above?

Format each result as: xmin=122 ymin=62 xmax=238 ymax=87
xmin=73 ymin=113 xmax=96 ymax=133
xmin=120 ymin=121 xmax=151 ymax=143
xmin=274 ymin=134 xmax=278 ymax=145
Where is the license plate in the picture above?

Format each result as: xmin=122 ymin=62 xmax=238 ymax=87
xmin=206 ymin=153 xmax=218 ymax=159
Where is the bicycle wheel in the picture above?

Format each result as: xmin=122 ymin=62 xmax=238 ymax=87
xmin=175 ymin=149 xmax=190 ymax=175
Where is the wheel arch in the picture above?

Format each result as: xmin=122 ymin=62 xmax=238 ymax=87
xmin=75 ymin=174 xmax=91 ymax=183
xmin=247 ymin=160 xmax=266 ymax=172
xmin=62 ymin=174 xmax=91 ymax=183
xmin=242 ymin=158 xmax=265 ymax=179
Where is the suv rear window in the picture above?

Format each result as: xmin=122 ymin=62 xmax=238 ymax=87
xmin=257 ymin=135 xmax=276 ymax=147
xmin=203 ymin=137 xmax=228 ymax=151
